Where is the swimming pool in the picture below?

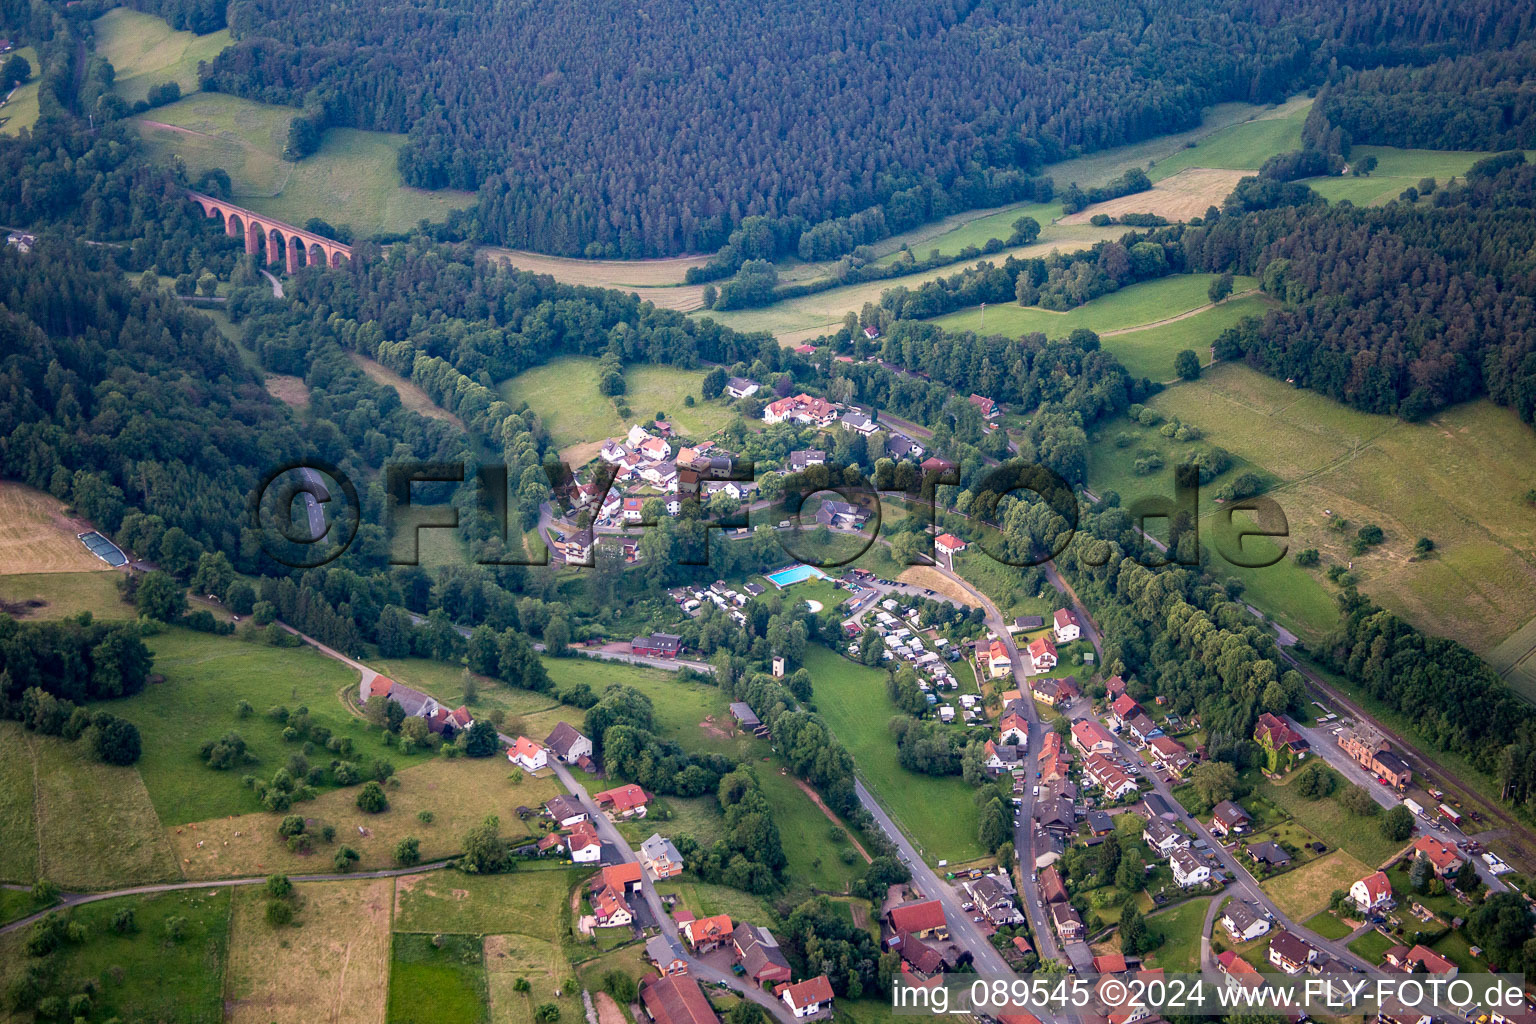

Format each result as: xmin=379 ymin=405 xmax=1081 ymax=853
xmin=764 ymin=563 xmax=829 ymax=588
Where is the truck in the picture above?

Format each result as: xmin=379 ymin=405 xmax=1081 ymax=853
xmin=1403 ymin=798 xmax=1425 ymax=817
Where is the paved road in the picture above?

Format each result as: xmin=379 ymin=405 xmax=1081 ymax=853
xmin=261 ymin=268 xmax=284 ymax=297
xmin=0 ymin=861 xmax=452 ymax=936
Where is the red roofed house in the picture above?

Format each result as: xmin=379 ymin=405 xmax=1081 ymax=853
xmin=781 ymin=975 xmax=834 ymax=1018
xmin=999 ymin=712 xmax=1029 ymax=746
xmin=641 ymin=973 xmax=721 ymax=1024
xmin=887 ymin=899 xmax=948 ymax=940
xmin=1350 ymin=870 xmax=1394 ymax=913
xmin=366 ymin=676 xmax=394 ymax=700
xmin=968 ymin=394 xmax=999 ymax=419
xmin=985 ymin=639 xmax=1012 ymax=678
xmin=568 ymin=820 xmax=603 ymax=863
xmin=1105 ymin=675 xmax=1127 ymax=699
xmin=762 ymin=393 xmax=839 ymax=427
xmin=1254 ymin=712 xmax=1308 ymax=772
xmin=934 ymin=533 xmax=967 ymax=556
xmin=1084 ymin=753 xmax=1138 ymax=800
xmin=1385 ymin=944 xmax=1458 ymax=977
xmin=683 ymin=914 xmax=733 ymax=953
xmin=1071 ymin=718 xmax=1116 ymax=756
xmin=508 ymin=736 xmax=548 ymax=772
xmin=1027 ymin=636 xmax=1057 ymax=672
xmin=1053 ymin=608 xmax=1081 ymax=643
xmin=1411 ymin=836 xmax=1464 ymax=877
xmin=596 ymin=783 xmax=650 ymax=818
xmin=1094 ymin=953 xmax=1128 ymax=974
xmin=591 ymin=882 xmax=634 ymax=927
xmin=1110 ymin=693 xmax=1142 ymax=727
xmin=602 ymin=862 xmax=644 ymax=894
xmin=1149 ymin=735 xmax=1192 ymax=776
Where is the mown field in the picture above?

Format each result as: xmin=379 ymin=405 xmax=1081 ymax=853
xmin=1142 ymin=98 xmax=1310 ymax=180
xmin=135 ymin=92 xmax=474 ymax=237
xmin=0 ymin=481 xmax=115 ymax=575
xmin=1100 ymin=293 xmax=1270 ymax=381
xmin=94 ymin=8 xmax=230 ymax=104
xmin=801 ymin=645 xmax=985 ymax=864
xmin=1086 ymin=363 xmax=1536 ymax=653
xmin=1260 ymin=849 xmax=1371 ymax=921
xmin=498 ymin=356 xmax=734 ymax=459
xmin=1144 ymin=896 xmax=1212 ymax=972
xmin=0 ymin=46 xmax=41 ymax=137
xmin=1302 ymin=146 xmax=1526 ymax=206
xmin=0 ymin=570 xmax=133 ymax=620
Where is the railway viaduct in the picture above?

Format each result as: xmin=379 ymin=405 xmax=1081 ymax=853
xmin=187 ymin=191 xmax=354 ymax=274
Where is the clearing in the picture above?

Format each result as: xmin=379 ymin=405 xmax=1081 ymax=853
xmin=484 ymin=932 xmax=576 ymax=1024
xmin=393 ymin=869 xmax=577 ymax=937
xmin=1304 ymin=146 xmax=1527 ymax=206
xmin=479 ymin=249 xmax=710 ymax=288
xmin=1088 ymin=364 xmax=1536 ymax=652
xmin=0 ymin=46 xmax=42 ymax=137
xmin=136 ymin=91 xmax=475 ymax=237
xmin=263 ymin=372 xmax=311 ymax=410
xmin=223 ymin=878 xmax=392 ymax=1024
xmin=0 ymin=570 xmax=131 ymax=620
xmin=94 ymin=8 xmax=231 ymax=105
xmin=1059 ymin=168 xmax=1249 ymax=225
xmin=895 ymin=565 xmax=981 ymax=609
xmin=388 ymin=931 xmax=490 ymax=1024
xmin=0 ymin=480 xmax=118 ymax=575
xmin=349 ymin=352 xmax=465 ymax=428
xmin=1259 ymin=849 xmax=1372 ymax=921
xmin=1256 ymin=768 xmax=1409 ymax=868
xmin=1145 ymin=897 xmax=1212 ymax=972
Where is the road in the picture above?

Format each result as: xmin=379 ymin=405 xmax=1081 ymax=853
xmin=0 ymin=861 xmax=452 ymax=936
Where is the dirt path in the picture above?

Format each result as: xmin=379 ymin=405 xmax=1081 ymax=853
xmin=138 ymin=119 xmax=218 ymax=139
xmin=1098 ymin=289 xmax=1259 ymax=336
xmin=789 ymin=778 xmax=871 ymax=863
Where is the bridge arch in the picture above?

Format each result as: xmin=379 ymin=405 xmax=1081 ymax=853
xmin=187 ymin=191 xmax=355 ymax=275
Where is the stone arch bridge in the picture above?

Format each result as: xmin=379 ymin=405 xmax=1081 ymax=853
xmin=188 ymin=191 xmax=354 ymax=274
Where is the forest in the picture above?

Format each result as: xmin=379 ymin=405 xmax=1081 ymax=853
xmin=169 ymin=0 xmax=1532 ymax=256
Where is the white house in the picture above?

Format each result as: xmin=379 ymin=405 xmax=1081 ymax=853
xmin=1350 ymin=870 xmax=1394 ymax=913
xmin=725 ymin=376 xmax=760 ymax=399
xmin=568 ymin=821 xmax=603 ymax=863
xmin=544 ymin=722 xmax=593 ymax=764
xmin=781 ymin=976 xmax=834 ymax=1018
xmin=507 ymin=736 xmax=548 ymax=772
xmin=1220 ymin=902 xmax=1271 ymax=942
xmin=1053 ymin=608 xmax=1082 ymax=643
xmin=1170 ymin=847 xmax=1210 ymax=888
xmin=1027 ymin=636 xmax=1058 ymax=672
xmin=1142 ymin=819 xmax=1188 ymax=857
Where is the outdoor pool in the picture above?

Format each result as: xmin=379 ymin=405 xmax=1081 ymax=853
xmin=764 ymin=563 xmax=830 ymax=588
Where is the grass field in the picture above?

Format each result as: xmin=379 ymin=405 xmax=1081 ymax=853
xmin=1061 ymin=168 xmax=1249 ymax=225
xmin=0 ymin=570 xmax=132 ymax=620
xmin=1257 ymin=769 xmax=1408 ymax=868
xmin=93 ymin=8 xmax=231 ymax=105
xmin=393 ymin=870 xmax=577 ymax=937
xmin=0 ymin=481 xmax=114 ymax=575
xmin=1303 ymin=910 xmax=1355 ymax=940
xmin=1259 ymin=850 xmax=1371 ymax=921
xmin=1087 ymin=364 xmax=1536 ymax=651
xmin=485 ymin=932 xmax=578 ymax=1024
xmin=1099 ymin=293 xmax=1271 ymax=381
xmin=1487 ymin=615 xmax=1536 ymax=705
xmin=499 ymin=357 xmax=734 ymax=458
xmin=121 ymin=629 xmax=423 ymax=825
xmin=1143 ymin=99 xmax=1310 ymax=181
xmin=1145 ymin=897 xmax=1212 ymax=972
xmin=801 ymin=645 xmax=984 ymax=864
xmin=350 ymin=353 xmax=465 ymax=428
xmin=171 ymin=754 xmax=561 ymax=878
xmin=932 ymin=274 xmax=1258 ymax=342
xmin=3 ymin=722 xmax=182 ymax=889
xmin=136 ymin=91 xmax=474 ymax=238
xmin=224 ymin=878 xmax=392 ymax=1024
xmin=1303 ymin=146 xmax=1524 ymax=206
xmin=1348 ymin=928 xmax=1395 ymax=964
xmin=388 ymin=931 xmax=490 ymax=1024
xmin=0 ymin=886 xmax=231 ymax=1024
xmin=950 ymin=549 xmax=1056 ymax=620
xmin=0 ymin=46 xmax=41 ymax=137
xmin=480 ymin=249 xmax=710 ymax=288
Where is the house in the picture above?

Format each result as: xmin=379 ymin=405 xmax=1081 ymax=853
xmin=683 ymin=914 xmax=733 ymax=953
xmin=862 ymin=324 xmax=880 ymax=339
xmin=1040 ymin=865 xmax=1068 ymax=904
xmin=1071 ymin=718 xmax=1116 ymax=756
xmin=1035 ymin=795 xmax=1075 ymax=834
xmin=1220 ymin=902 xmax=1272 ymax=942
xmin=601 ymin=862 xmax=644 ymax=895
xmin=1123 ymin=713 xmax=1161 ymax=747
xmin=1084 ymin=753 xmax=1138 ymax=800
xmin=600 ymin=440 xmax=631 ymax=463
xmin=895 ymin=931 xmax=951 ymax=977
xmin=1086 ymin=810 xmax=1115 ymax=836
xmin=982 ymin=739 xmax=1024 ymax=775
xmin=964 ymin=874 xmax=1023 ymax=926
xmin=763 ymin=393 xmax=839 ymax=426
xmin=1254 ymin=712 xmax=1308 ymax=771
xmin=1351 ymin=870 xmax=1394 ymax=913
xmin=1217 ymin=951 xmax=1264 ymax=996
xmin=544 ymin=722 xmax=593 ymax=765
xmin=1093 ymin=953 xmax=1128 ymax=974
xmin=987 ymin=640 xmax=1013 ymax=678
xmin=968 ymin=394 xmax=999 ymax=419
xmin=641 ymin=974 xmax=720 ymax=1024
xmin=1383 ymin=944 xmax=1458 ymax=977
xmin=638 ymin=436 xmax=673 ymax=462
xmin=1050 ymin=901 xmax=1084 ymax=941
xmin=590 ymin=877 xmax=634 ymax=927
xmin=641 ymin=833 xmax=685 ymax=879
xmin=725 ymin=377 xmax=760 ymax=399
xmin=632 ymin=633 xmax=684 ymax=659
xmin=1411 ymin=836 xmax=1464 ymax=877
xmin=1140 ymin=793 xmax=1176 ymax=820
xmin=596 ymin=784 xmax=649 ymax=818
xmin=816 ymin=499 xmax=873 ymax=531
xmin=1008 ymin=615 xmax=1046 ymax=634
xmin=622 ymin=496 xmax=646 ymax=523
xmin=920 ymin=456 xmax=956 ymax=475
xmin=787 ymin=449 xmax=825 ymax=472
xmin=1211 ymin=801 xmax=1252 ymax=837
xmin=1142 ymin=818 xmax=1188 ymax=857
xmin=885 ymin=433 xmax=922 ymax=460
xmin=1031 ymin=676 xmax=1079 ymax=706
xmin=647 ymin=934 xmax=689 ymax=976
xmin=934 ymin=533 xmax=967 ymax=556
xmin=5 ymin=231 xmax=35 ymax=253
xmin=554 ymin=528 xmax=594 ymax=564
xmin=1170 ymin=847 xmax=1210 ymax=887
xmin=1149 ymin=735 xmax=1192 ymax=776
xmin=887 ymin=899 xmax=947 ymax=940
xmin=840 ymin=410 xmax=879 ymax=435
xmin=1027 ymin=636 xmax=1057 ymax=672
xmin=732 ymin=922 xmax=792 ymax=984
xmin=1246 ymin=841 xmax=1292 ymax=868
xmin=781 ymin=975 xmax=834 ymax=1019
xmin=545 ymin=795 xmax=589 ymax=828
xmin=568 ymin=821 xmax=603 ymax=863
xmin=1338 ymin=728 xmax=1413 ymax=788
xmin=999 ymin=711 xmax=1029 ymax=746
xmin=628 ymin=424 xmax=656 ymax=446
xmin=507 ymin=736 xmax=548 ymax=772
xmin=1053 ymin=608 xmax=1082 ymax=643
xmin=1267 ymin=931 xmax=1319 ymax=974
xmin=1110 ymin=693 xmax=1142 ymax=728
xmin=536 ymin=832 xmax=567 ymax=855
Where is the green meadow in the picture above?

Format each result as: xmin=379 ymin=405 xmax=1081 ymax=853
xmin=0 ymin=45 xmax=41 ymax=136
xmin=94 ymin=8 xmax=231 ymax=105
